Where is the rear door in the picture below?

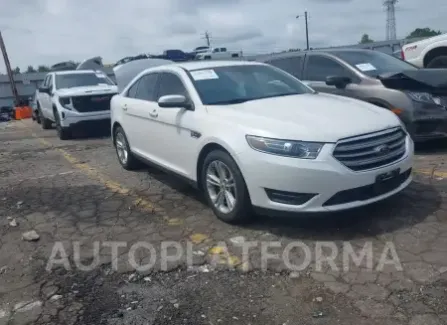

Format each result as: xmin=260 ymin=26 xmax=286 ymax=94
xmin=121 ymin=73 xmax=160 ymax=158
xmin=265 ymin=55 xmax=304 ymax=80
xmin=303 ymin=54 xmax=360 ymax=96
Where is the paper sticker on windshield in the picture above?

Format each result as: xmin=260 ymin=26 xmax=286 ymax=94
xmin=191 ymin=69 xmax=219 ymax=80
xmin=355 ymin=63 xmax=376 ymax=72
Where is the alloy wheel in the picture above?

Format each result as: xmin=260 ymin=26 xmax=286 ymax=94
xmin=205 ymin=160 xmax=237 ymax=214
xmin=115 ymin=132 xmax=128 ymax=165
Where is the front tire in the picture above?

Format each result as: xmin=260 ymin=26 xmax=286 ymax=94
xmin=54 ymin=111 xmax=71 ymax=140
xmin=427 ymin=55 xmax=447 ymax=68
xmin=201 ymin=150 xmax=252 ymax=223
xmin=114 ymin=126 xmax=140 ymax=170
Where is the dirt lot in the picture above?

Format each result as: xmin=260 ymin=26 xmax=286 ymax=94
xmin=1 ymin=119 xmax=447 ymax=325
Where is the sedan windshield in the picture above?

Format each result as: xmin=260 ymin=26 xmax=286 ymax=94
xmin=189 ymin=64 xmax=313 ymax=105
xmin=330 ymin=50 xmax=418 ymax=77
xmin=55 ymin=73 xmax=114 ymax=89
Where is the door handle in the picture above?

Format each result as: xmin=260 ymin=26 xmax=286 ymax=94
xmin=149 ymin=111 xmax=158 ymax=118
xmin=122 ymin=104 xmax=128 ymax=111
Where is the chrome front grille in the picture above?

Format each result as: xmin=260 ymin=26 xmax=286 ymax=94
xmin=333 ymin=127 xmax=407 ymax=171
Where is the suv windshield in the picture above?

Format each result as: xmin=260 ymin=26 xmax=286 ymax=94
xmin=189 ymin=64 xmax=313 ymax=105
xmin=55 ymin=73 xmax=114 ymax=89
xmin=330 ymin=50 xmax=418 ymax=77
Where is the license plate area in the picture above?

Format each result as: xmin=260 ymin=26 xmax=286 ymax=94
xmin=374 ymin=168 xmax=400 ymax=195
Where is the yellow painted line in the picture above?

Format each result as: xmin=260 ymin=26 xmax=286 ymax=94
xmin=413 ymin=169 xmax=447 ymax=178
xmin=25 ymin=129 xmax=170 ymax=220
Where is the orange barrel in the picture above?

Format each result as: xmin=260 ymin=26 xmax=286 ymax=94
xmin=14 ymin=107 xmax=22 ymax=120
xmin=23 ymin=106 xmax=32 ymax=118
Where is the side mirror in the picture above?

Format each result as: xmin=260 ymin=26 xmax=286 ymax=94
xmin=158 ymin=95 xmax=192 ymax=110
xmin=326 ymin=76 xmax=352 ymax=89
xmin=39 ymin=87 xmax=49 ymax=94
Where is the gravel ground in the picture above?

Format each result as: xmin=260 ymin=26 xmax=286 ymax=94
xmin=1 ymin=119 xmax=447 ymax=325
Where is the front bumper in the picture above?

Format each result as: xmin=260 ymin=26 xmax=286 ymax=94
xmin=59 ymin=108 xmax=110 ymax=129
xmin=407 ymin=117 xmax=447 ymax=142
xmin=238 ymin=135 xmax=414 ymax=214
xmin=404 ymin=102 xmax=447 ymax=142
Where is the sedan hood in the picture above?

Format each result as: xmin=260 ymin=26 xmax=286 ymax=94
xmin=379 ymin=69 xmax=447 ymax=95
xmin=206 ymin=93 xmax=400 ymax=142
xmin=56 ymin=85 xmax=118 ymax=97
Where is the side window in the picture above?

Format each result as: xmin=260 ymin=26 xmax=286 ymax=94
xmin=126 ymin=79 xmax=141 ymax=98
xmin=156 ymin=73 xmax=188 ymax=100
xmin=134 ymin=74 xmax=158 ymax=101
xmin=305 ymin=55 xmax=352 ymax=82
xmin=47 ymin=75 xmax=53 ymax=89
xmin=42 ymin=75 xmax=50 ymax=87
xmin=267 ymin=56 xmax=303 ymax=79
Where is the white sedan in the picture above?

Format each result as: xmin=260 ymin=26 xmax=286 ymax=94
xmin=110 ymin=60 xmax=414 ymax=223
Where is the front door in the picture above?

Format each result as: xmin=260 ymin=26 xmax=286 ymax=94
xmin=151 ymin=71 xmax=201 ymax=179
xmin=39 ymin=75 xmax=53 ymax=118
xmin=303 ymin=54 xmax=358 ymax=98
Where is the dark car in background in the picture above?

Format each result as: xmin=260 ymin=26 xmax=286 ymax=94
xmin=255 ymin=49 xmax=447 ymax=142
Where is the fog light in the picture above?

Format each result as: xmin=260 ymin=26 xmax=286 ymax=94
xmin=265 ymin=189 xmax=316 ymax=205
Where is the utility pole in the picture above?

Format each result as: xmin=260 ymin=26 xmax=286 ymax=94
xmin=296 ymin=11 xmax=309 ymax=50
xmin=203 ymin=31 xmax=211 ymax=47
xmin=0 ymin=30 xmax=20 ymax=106
xmin=384 ymin=0 xmax=398 ymax=40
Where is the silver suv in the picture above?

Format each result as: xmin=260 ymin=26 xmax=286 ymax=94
xmin=255 ymin=49 xmax=447 ymax=142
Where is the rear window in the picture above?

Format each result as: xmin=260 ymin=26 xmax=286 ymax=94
xmin=330 ymin=50 xmax=417 ymax=77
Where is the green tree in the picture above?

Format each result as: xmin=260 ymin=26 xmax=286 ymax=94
xmin=406 ymin=27 xmax=442 ymax=39
xmin=26 ymin=65 xmax=36 ymax=73
xmin=13 ymin=66 xmax=20 ymax=74
xmin=359 ymin=34 xmax=374 ymax=44
xmin=37 ymin=65 xmax=50 ymax=72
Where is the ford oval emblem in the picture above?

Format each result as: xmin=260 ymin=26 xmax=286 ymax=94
xmin=374 ymin=144 xmax=390 ymax=155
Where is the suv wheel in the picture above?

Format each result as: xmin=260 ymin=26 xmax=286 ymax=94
xmin=201 ymin=150 xmax=252 ymax=223
xmin=427 ymin=55 xmax=447 ymax=68
xmin=114 ymin=126 xmax=140 ymax=170
xmin=39 ymin=108 xmax=52 ymax=130
xmin=54 ymin=111 xmax=71 ymax=140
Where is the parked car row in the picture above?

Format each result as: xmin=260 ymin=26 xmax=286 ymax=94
xmin=35 ymin=46 xmax=447 ymax=224
xmin=114 ymin=47 xmax=242 ymax=67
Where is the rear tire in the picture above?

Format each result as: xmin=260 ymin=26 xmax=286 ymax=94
xmin=201 ymin=150 xmax=252 ymax=224
xmin=426 ymin=55 xmax=447 ymax=68
xmin=114 ymin=126 xmax=141 ymax=170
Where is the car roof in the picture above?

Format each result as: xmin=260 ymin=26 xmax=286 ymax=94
xmin=172 ymin=60 xmax=264 ymax=71
xmin=254 ymin=48 xmax=376 ymax=61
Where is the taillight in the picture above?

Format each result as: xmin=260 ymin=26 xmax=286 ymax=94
xmin=400 ymin=49 xmax=405 ymax=60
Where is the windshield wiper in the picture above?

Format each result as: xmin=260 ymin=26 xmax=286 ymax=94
xmin=208 ymin=98 xmax=249 ymax=105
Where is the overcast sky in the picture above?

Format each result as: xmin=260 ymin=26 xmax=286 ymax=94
xmin=0 ymin=0 xmax=446 ymax=71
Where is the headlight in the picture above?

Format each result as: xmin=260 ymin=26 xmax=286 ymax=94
xmin=407 ymin=92 xmax=436 ymax=104
xmin=59 ymin=97 xmax=73 ymax=110
xmin=246 ymin=135 xmax=324 ymax=159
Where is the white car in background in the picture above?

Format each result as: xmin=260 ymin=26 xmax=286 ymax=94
xmin=111 ymin=60 xmax=414 ymax=223
xmin=36 ymin=70 xmax=118 ymax=139
xmin=195 ymin=47 xmax=242 ymax=60
xmin=401 ymin=33 xmax=447 ymax=68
